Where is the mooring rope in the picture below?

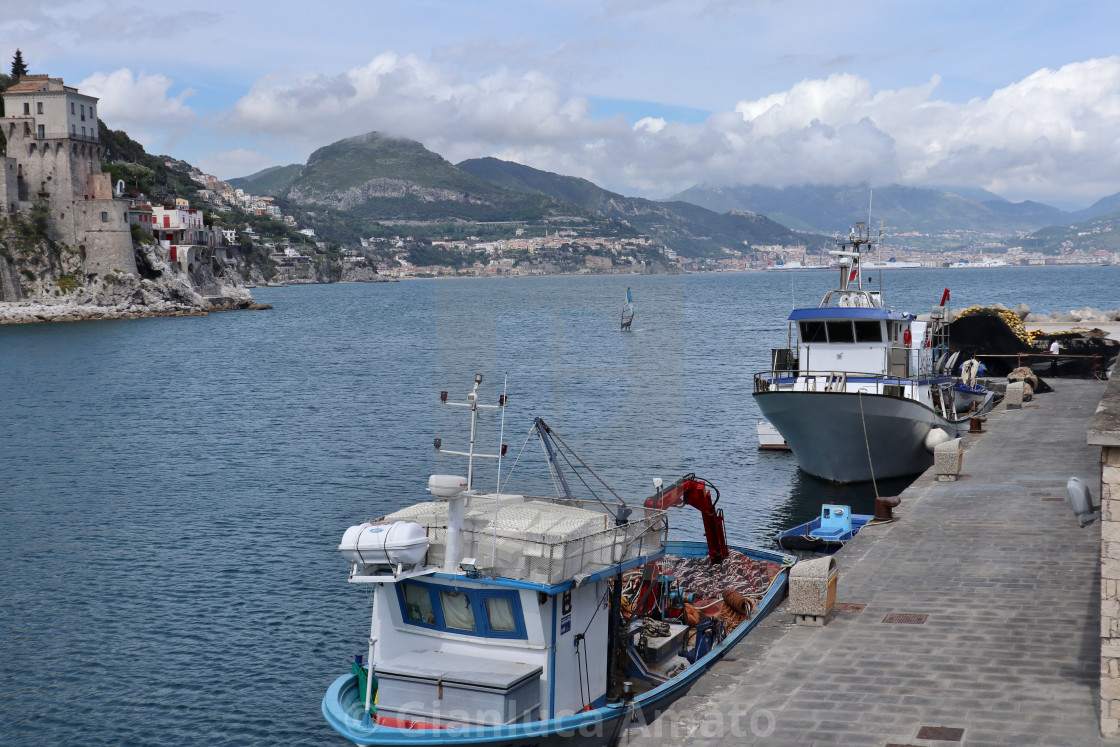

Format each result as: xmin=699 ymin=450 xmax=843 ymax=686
xmin=857 ymin=391 xmax=880 ymax=501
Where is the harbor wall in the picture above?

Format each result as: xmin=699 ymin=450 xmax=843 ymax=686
xmin=1091 ymin=374 xmax=1120 ymax=736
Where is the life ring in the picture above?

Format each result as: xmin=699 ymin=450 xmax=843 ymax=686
xmin=903 ymin=328 xmax=912 ymax=347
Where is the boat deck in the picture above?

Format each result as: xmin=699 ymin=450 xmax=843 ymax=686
xmin=624 ymin=379 xmax=1110 ymax=745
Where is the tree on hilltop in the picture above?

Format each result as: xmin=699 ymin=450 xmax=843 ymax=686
xmin=10 ymin=49 xmax=28 ymax=79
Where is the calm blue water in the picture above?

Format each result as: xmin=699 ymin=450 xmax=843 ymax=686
xmin=1 ymin=266 xmax=1117 ymax=745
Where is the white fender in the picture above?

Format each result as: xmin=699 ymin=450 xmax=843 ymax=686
xmin=924 ymin=427 xmax=951 ymax=453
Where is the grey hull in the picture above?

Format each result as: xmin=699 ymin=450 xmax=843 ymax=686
xmin=753 ymin=390 xmax=964 ymax=484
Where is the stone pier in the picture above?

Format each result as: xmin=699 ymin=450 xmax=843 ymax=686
xmin=625 ymin=379 xmax=1111 ymax=746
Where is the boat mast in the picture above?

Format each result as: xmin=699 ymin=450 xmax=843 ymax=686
xmin=436 ymin=374 xmax=507 ymax=491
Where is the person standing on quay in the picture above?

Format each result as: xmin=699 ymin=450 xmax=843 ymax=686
xmin=1050 ymin=339 xmax=1060 ymax=375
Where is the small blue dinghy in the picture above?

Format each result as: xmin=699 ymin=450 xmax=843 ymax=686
xmin=775 ymin=504 xmax=873 ymax=554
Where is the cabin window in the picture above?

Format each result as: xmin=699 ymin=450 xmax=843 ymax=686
xmin=853 ymin=320 xmax=883 ymax=343
xmin=485 ymin=597 xmax=518 ymax=632
xmin=396 ymin=581 xmax=527 ymax=639
xmin=799 ymin=321 xmax=827 ymax=343
xmin=402 ymin=582 xmax=436 ymax=625
xmin=826 ymin=321 xmax=854 ymax=343
xmin=439 ymin=590 xmax=477 ymax=631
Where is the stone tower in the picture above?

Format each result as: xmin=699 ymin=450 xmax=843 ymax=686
xmin=1 ymin=75 xmax=137 ymax=276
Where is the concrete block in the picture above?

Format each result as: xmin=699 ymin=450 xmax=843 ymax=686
xmin=1107 ymin=446 xmax=1120 ymax=468
xmin=1104 ymin=557 xmax=1120 ymax=580
xmin=1006 ymin=381 xmax=1025 ymax=409
xmin=788 ymin=556 xmax=838 ymax=622
xmin=934 ymin=438 xmax=963 ymax=480
xmin=1102 ymin=676 xmax=1120 ymax=701
xmin=1103 ymin=521 xmax=1120 ymax=543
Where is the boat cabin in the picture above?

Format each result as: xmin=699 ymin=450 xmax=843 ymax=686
xmin=339 ymin=484 xmax=668 ymax=727
xmin=764 ymin=223 xmax=953 ymax=395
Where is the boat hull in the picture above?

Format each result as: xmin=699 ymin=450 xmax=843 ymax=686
xmin=753 ymin=390 xmax=963 ymax=483
xmin=322 ymin=541 xmax=792 ymax=747
xmin=775 ymin=514 xmax=873 ymax=554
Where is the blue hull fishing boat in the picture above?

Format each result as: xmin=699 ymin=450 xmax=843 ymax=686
xmin=775 ymin=504 xmax=873 ymax=554
xmin=322 ymin=377 xmax=794 ymax=746
xmin=753 ymin=218 xmax=994 ymax=484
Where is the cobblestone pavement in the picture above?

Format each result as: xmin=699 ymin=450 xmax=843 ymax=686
xmin=623 ymin=379 xmax=1112 ymax=746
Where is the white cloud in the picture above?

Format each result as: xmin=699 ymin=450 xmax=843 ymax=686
xmin=79 ymin=68 xmax=197 ymax=150
xmin=633 ymin=117 xmax=667 ymax=133
xmin=196 ymin=149 xmax=280 ymax=181
xmin=209 ymin=54 xmax=1120 ymax=203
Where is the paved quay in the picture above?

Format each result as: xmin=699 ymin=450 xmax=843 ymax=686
xmin=624 ymin=378 xmax=1111 ymax=746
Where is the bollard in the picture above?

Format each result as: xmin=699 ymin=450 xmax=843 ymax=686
xmin=788 ymin=556 xmax=838 ymax=626
xmin=874 ymin=495 xmax=901 ymax=520
xmin=935 ymin=438 xmax=962 ymax=481
xmin=1005 ymin=381 xmax=1025 ymax=409
xmin=969 ymin=415 xmax=986 ymax=433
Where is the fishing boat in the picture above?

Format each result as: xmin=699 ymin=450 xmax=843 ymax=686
xmin=774 ymin=504 xmax=873 ymax=554
xmin=322 ymin=376 xmax=794 ymax=746
xmin=621 ymin=288 xmax=634 ymax=331
xmin=752 ymin=220 xmax=995 ymax=484
xmin=756 ymin=419 xmax=790 ymax=451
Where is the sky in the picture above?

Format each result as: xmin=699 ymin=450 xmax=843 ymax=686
xmin=4 ymin=0 xmax=1120 ymax=209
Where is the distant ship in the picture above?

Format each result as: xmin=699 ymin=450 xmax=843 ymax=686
xmin=766 ymin=260 xmax=831 ymax=271
xmin=948 ymin=258 xmax=1007 ymax=269
xmin=863 ymin=258 xmax=921 ymax=270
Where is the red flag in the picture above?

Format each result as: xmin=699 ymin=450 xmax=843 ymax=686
xmin=849 ymin=268 xmax=858 ymax=283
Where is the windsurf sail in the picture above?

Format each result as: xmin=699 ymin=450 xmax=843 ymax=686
xmin=621 ymin=287 xmax=634 ymax=331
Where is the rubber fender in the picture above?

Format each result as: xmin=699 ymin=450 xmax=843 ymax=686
xmin=924 ymin=428 xmax=951 ymax=453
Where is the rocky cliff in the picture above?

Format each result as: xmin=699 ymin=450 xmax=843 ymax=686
xmin=0 ymin=223 xmax=267 ymax=324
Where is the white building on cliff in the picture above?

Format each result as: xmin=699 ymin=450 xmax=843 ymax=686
xmin=0 ymin=75 xmax=137 ymax=276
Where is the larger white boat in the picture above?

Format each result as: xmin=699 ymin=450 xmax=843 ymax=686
xmin=752 ymin=222 xmax=994 ymax=484
xmin=322 ymin=376 xmax=793 ymax=745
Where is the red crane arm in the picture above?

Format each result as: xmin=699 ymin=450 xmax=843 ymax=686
xmin=643 ymin=474 xmax=730 ymax=564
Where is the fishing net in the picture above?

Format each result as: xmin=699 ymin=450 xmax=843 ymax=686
xmin=949 ymin=310 xmax=1116 ymax=381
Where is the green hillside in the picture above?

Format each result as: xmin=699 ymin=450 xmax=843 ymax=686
xmin=458 ymin=157 xmax=815 ymax=255
xmin=228 ymin=164 xmax=303 ymax=196
xmin=277 ymin=132 xmax=580 ymax=226
xmin=1018 ymin=210 xmax=1120 ymax=254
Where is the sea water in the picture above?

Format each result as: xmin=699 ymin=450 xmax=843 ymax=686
xmin=1 ymin=266 xmax=1116 ymax=744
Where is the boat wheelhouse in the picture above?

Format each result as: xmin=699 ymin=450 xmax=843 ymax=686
xmin=753 ymin=221 xmax=993 ymax=483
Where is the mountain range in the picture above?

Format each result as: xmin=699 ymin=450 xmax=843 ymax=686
xmin=229 ymin=132 xmax=812 ymax=255
xmin=229 ymin=130 xmax=1120 ymax=255
xmin=670 ymin=183 xmax=1120 ymax=236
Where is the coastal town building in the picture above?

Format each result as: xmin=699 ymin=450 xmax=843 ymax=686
xmin=0 ymin=74 xmax=137 ymax=276
xmin=149 ymin=205 xmax=221 ymax=274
